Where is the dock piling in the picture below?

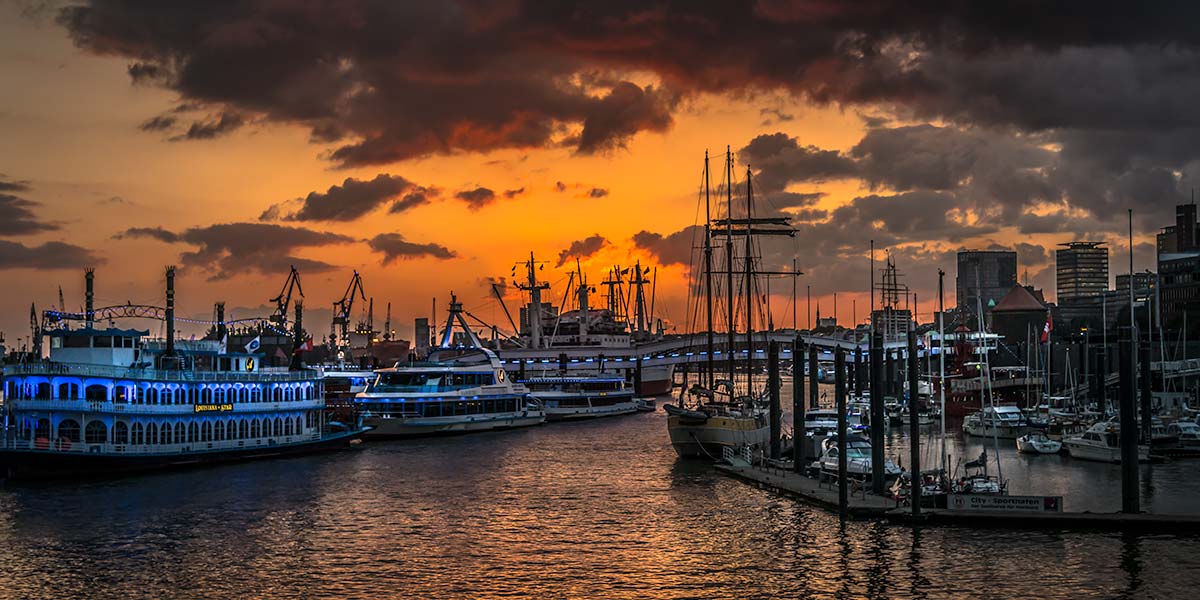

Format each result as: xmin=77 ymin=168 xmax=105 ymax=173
xmin=808 ymin=345 xmax=818 ymax=409
xmin=1140 ymin=341 xmax=1152 ymax=444
xmin=869 ymin=332 xmax=885 ymax=495
xmin=793 ymin=337 xmax=805 ymax=472
xmin=1118 ymin=336 xmax=1140 ymax=513
xmin=835 ymin=347 xmax=848 ymax=521
xmin=768 ymin=340 xmax=781 ymax=460
xmin=907 ymin=329 xmax=921 ymax=516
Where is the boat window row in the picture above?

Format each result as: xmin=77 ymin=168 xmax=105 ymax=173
xmin=359 ymin=396 xmax=521 ymax=417
xmin=527 ymin=380 xmax=626 ymax=392
xmin=13 ymin=412 xmax=319 ymax=445
xmin=372 ymin=372 xmax=494 ymax=392
xmin=4 ymin=378 xmax=319 ymax=404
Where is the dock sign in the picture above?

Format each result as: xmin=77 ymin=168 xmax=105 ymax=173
xmin=949 ymin=494 xmax=1063 ymax=513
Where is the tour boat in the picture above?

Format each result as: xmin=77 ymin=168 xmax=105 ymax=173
xmin=1016 ymin=430 xmax=1063 ymax=454
xmin=354 ymin=295 xmax=544 ymax=438
xmin=1063 ymin=422 xmax=1150 ymax=463
xmin=0 ymin=269 xmax=363 ymax=480
xmin=522 ymin=375 xmax=638 ymax=421
xmin=962 ymin=405 xmax=1031 ymax=439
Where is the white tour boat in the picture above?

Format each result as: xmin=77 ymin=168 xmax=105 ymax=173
xmin=522 ymin=375 xmax=638 ymax=421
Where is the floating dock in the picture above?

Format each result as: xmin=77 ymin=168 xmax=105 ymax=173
xmin=718 ymin=463 xmax=1200 ymax=532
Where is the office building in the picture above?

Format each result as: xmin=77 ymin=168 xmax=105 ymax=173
xmin=956 ymin=250 xmax=1018 ymax=312
xmin=1056 ymin=242 xmax=1109 ymax=301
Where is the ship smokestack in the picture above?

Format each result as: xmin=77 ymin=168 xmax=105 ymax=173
xmin=85 ymin=268 xmax=95 ymax=328
xmin=165 ymin=265 xmax=176 ymax=359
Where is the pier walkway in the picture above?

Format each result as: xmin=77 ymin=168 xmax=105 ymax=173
xmin=718 ymin=463 xmax=1200 ymax=533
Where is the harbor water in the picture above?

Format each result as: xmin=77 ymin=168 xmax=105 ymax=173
xmin=1 ymin=383 xmax=1199 ymax=598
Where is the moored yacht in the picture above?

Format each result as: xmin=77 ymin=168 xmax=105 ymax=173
xmin=963 ymin=405 xmax=1031 ymax=439
xmin=1063 ymin=422 xmax=1150 ymax=463
xmin=354 ymin=295 xmax=544 ymax=438
xmin=523 ymin=374 xmax=637 ymax=420
xmin=664 ymin=385 xmax=769 ymax=459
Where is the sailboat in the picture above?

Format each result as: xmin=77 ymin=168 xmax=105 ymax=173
xmin=664 ymin=149 xmax=791 ymax=459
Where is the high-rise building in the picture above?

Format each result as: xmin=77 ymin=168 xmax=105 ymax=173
xmin=1159 ymin=203 xmax=1200 ymax=324
xmin=1056 ymin=242 xmax=1109 ymax=301
xmin=956 ymin=250 xmax=1018 ymax=311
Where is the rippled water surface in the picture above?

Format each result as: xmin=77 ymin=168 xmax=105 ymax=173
xmin=2 ymin=390 xmax=1199 ymax=598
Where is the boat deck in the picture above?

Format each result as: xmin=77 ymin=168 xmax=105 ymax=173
xmin=716 ymin=464 xmax=900 ymax=518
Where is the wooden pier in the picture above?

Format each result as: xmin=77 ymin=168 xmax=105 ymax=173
xmin=718 ymin=463 xmax=1200 ymax=532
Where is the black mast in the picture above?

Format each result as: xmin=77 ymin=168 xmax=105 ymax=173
xmin=704 ymin=150 xmax=715 ymax=390
xmin=725 ymin=147 xmax=736 ymax=387
xmin=744 ymin=167 xmax=755 ymax=396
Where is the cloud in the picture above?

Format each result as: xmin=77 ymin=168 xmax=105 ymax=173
xmin=632 ymin=226 xmax=701 ymax=267
xmin=555 ymin=234 xmax=608 ymax=267
xmin=739 ymin=133 xmax=858 ymax=192
xmin=503 ymin=188 xmax=526 ymax=199
xmin=586 ymin=187 xmax=609 ymax=199
xmin=759 ymin=107 xmax=794 ymax=125
xmin=0 ymin=194 xmax=58 ymax=235
xmin=0 ymin=178 xmax=31 ymax=192
xmin=455 ymin=187 xmax=497 ymax=210
xmin=261 ymin=174 xmax=427 ymax=222
xmin=368 ymin=233 xmax=456 ymax=264
xmin=0 ymin=240 xmax=103 ymax=270
xmin=117 ymin=222 xmax=354 ymax=279
xmin=139 ymin=115 xmax=176 ymax=131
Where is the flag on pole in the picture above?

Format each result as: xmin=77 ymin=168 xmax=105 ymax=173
xmin=244 ymin=335 xmax=261 ymax=353
xmin=1040 ymin=312 xmax=1053 ymax=343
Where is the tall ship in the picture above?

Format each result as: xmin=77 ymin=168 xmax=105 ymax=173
xmin=354 ymin=295 xmax=544 ymax=437
xmin=0 ymin=268 xmax=363 ymax=480
xmin=486 ymin=254 xmax=675 ymax=397
xmin=664 ymin=149 xmax=792 ymax=459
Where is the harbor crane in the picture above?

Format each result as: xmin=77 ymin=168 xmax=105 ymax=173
xmin=331 ymin=270 xmax=366 ymax=350
xmin=269 ymin=265 xmax=304 ymax=330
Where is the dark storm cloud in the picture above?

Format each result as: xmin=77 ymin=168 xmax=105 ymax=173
xmin=139 ymin=115 xmax=175 ymax=131
xmin=368 ymin=233 xmax=457 ymax=264
xmin=0 ymin=240 xmax=103 ymax=270
xmin=172 ymin=112 xmax=244 ymax=141
xmin=555 ymin=234 xmax=608 ymax=267
xmin=261 ymin=174 xmax=427 ymax=222
xmin=117 ymin=222 xmax=354 ymax=279
xmin=739 ymin=133 xmax=857 ymax=192
xmin=0 ymin=194 xmax=58 ymax=235
xmin=1015 ymin=242 xmax=1049 ymax=267
xmin=632 ymin=226 xmax=701 ymax=267
xmin=455 ymin=187 xmax=497 ymax=210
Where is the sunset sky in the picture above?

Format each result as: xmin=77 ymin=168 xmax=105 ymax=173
xmin=0 ymin=1 xmax=1184 ymax=346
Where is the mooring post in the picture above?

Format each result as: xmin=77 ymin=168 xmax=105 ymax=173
xmin=634 ymin=355 xmax=643 ymax=395
xmin=808 ymin=345 xmax=819 ymax=409
xmin=1118 ymin=334 xmax=1140 ymax=513
xmin=768 ymin=340 xmax=781 ymax=460
xmin=835 ymin=346 xmax=848 ymax=521
xmin=869 ymin=332 xmax=885 ymax=495
xmin=793 ymin=336 xmax=805 ymax=472
xmin=885 ymin=347 xmax=895 ymax=401
xmin=1140 ymin=341 xmax=1152 ymax=444
xmin=907 ymin=329 xmax=921 ymax=516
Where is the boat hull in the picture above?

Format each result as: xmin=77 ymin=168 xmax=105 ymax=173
xmin=1064 ymin=441 xmax=1150 ymax=463
xmin=544 ymin=402 xmax=637 ymax=421
xmin=0 ymin=430 xmax=365 ymax=480
xmin=361 ymin=411 xmax=545 ymax=438
xmin=667 ymin=414 xmax=769 ymax=459
xmin=636 ymin=365 xmax=675 ymax=396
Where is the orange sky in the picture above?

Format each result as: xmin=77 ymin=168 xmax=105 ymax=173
xmin=0 ymin=4 xmax=1166 ymax=347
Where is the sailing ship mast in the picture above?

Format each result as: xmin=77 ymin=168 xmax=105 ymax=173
xmin=704 ymin=151 xmax=715 ymax=390
xmin=725 ymin=147 xmax=736 ymax=388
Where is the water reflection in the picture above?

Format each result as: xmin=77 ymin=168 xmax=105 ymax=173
xmin=0 ymin=409 xmax=1198 ymax=598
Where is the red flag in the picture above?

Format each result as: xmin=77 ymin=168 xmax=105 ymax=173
xmin=1040 ymin=312 xmax=1052 ymax=343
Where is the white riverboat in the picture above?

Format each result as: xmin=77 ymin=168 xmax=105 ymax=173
xmin=354 ymin=295 xmax=544 ymax=438
xmin=522 ymin=375 xmax=637 ymax=421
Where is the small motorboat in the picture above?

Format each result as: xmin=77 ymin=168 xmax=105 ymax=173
xmin=633 ymin=397 xmax=657 ymax=412
xmin=1016 ymin=430 xmax=1063 ymax=454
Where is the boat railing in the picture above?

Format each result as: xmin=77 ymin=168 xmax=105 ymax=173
xmin=6 ymin=398 xmax=324 ymax=414
xmin=3 ymin=362 xmax=323 ymax=382
xmin=0 ymin=431 xmax=322 ymax=454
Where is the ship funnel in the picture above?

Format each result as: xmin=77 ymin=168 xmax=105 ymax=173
xmin=84 ymin=268 xmax=95 ymax=328
xmin=165 ymin=265 xmax=176 ymax=358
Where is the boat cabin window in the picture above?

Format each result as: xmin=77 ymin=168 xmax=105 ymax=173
xmin=63 ymin=335 xmax=90 ymax=348
xmin=373 ymin=372 xmax=494 ymax=392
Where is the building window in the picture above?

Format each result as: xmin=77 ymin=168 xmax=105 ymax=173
xmin=85 ymin=384 xmax=108 ymax=402
xmin=58 ymin=419 xmax=81 ymax=442
xmin=114 ymin=422 xmax=129 ymax=444
xmin=132 ymin=422 xmax=144 ymax=445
